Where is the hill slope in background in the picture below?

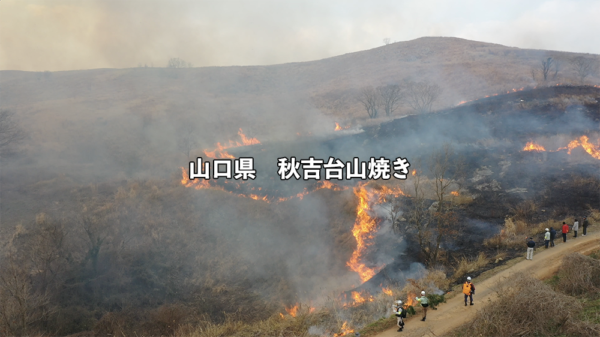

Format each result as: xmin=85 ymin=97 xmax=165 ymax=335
xmin=1 ymin=37 xmax=599 ymax=173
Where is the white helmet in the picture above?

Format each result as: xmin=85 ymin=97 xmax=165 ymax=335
xmin=395 ymin=300 xmax=403 ymax=305
xmin=467 ymin=276 xmax=471 ymax=281
xmin=421 ymin=291 xmax=426 ymax=296
xmin=546 ymin=228 xmax=549 ymax=232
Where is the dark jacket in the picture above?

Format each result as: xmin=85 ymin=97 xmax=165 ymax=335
xmin=549 ymin=228 xmax=556 ymax=240
xmin=583 ymin=219 xmax=589 ymax=228
xmin=527 ymin=240 xmax=535 ymax=248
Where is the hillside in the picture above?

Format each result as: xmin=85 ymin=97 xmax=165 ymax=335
xmin=373 ymin=231 xmax=600 ymax=337
xmin=1 ymin=37 xmax=599 ymax=174
xmin=0 ymin=37 xmax=599 ymax=336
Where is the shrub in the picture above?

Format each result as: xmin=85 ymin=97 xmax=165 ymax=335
xmin=556 ymin=253 xmax=600 ymax=298
xmin=449 ymin=272 xmax=600 ymax=337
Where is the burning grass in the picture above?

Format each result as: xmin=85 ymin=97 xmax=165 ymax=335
xmin=171 ymin=269 xmax=451 ymax=337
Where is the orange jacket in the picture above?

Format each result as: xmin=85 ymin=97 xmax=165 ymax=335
xmin=562 ymin=224 xmax=569 ymax=234
xmin=462 ymin=282 xmax=473 ymax=295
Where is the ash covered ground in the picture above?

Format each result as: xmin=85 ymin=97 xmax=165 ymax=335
xmin=0 ymin=85 xmax=599 ymax=335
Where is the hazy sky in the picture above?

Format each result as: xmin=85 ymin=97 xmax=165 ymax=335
xmin=1 ymin=0 xmax=599 ymax=71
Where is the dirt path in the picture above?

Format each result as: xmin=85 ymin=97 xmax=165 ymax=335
xmin=374 ymin=231 xmax=600 ymax=337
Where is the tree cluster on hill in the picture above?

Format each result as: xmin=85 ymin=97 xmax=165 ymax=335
xmin=357 ymin=80 xmax=442 ymax=118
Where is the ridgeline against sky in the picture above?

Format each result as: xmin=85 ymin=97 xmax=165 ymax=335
xmin=2 ymin=0 xmax=600 ymax=71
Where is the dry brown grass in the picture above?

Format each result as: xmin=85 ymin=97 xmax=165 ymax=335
xmin=556 ymin=253 xmax=600 ymax=297
xmin=171 ymin=269 xmax=450 ymax=337
xmin=449 ymin=272 xmax=600 ymax=337
xmin=174 ymin=310 xmax=326 ymax=337
xmin=484 ymin=215 xmax=580 ymax=250
xmin=484 ymin=218 xmax=528 ymax=249
xmin=589 ymin=209 xmax=600 ymax=223
xmin=510 ymin=200 xmax=538 ymax=223
xmin=451 ymin=252 xmax=489 ymax=283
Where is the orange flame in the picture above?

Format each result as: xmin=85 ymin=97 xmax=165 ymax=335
xmin=523 ymin=141 xmax=546 ymax=152
xmin=181 ymin=167 xmax=348 ymax=202
xmin=556 ymin=135 xmax=600 ymax=160
xmin=405 ymin=293 xmax=416 ymax=307
xmin=457 ymin=87 xmax=527 ymax=106
xmin=351 ymin=290 xmax=374 ymax=304
xmin=316 ymin=180 xmax=349 ymax=192
xmin=378 ymin=185 xmax=407 ymax=200
xmin=347 ymin=186 xmax=382 ymax=283
xmin=334 ymin=122 xmax=351 ymax=131
xmin=180 ymin=167 xmax=222 ymax=190
xmin=382 ymin=287 xmax=393 ymax=296
xmin=346 ymin=184 xmax=406 ymax=283
xmin=333 ymin=321 xmax=355 ymax=337
xmin=204 ymin=128 xmax=260 ymax=158
xmin=279 ymin=313 xmax=285 ymax=319
xmin=451 ymin=191 xmax=459 ymax=196
xmin=285 ymin=304 xmax=299 ymax=317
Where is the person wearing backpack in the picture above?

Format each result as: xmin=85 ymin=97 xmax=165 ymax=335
xmin=392 ymin=300 xmax=406 ymax=332
xmin=463 ymin=276 xmax=475 ymax=306
xmin=415 ymin=291 xmax=429 ymax=321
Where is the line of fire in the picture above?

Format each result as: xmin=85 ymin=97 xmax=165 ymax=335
xmin=174 ymin=85 xmax=600 ymax=334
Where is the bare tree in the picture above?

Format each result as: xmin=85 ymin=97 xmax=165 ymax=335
xmin=539 ymin=57 xmax=560 ymax=81
xmin=0 ymin=255 xmax=53 ymax=336
xmin=81 ymin=216 xmax=110 ymax=274
xmin=540 ymin=57 xmax=553 ymax=81
xmin=400 ymin=147 xmax=461 ymax=267
xmin=358 ymin=86 xmax=381 ymax=119
xmin=431 ymin=144 xmax=454 ymax=213
xmin=0 ymin=110 xmax=26 ymax=156
xmin=570 ymin=56 xmax=599 ymax=84
xmin=168 ymin=58 xmax=192 ymax=68
xmin=552 ymin=58 xmax=561 ymax=80
xmin=177 ymin=124 xmax=198 ymax=159
xmin=404 ymin=81 xmax=442 ymax=114
xmin=377 ymin=84 xmax=402 ymax=117
xmin=383 ymin=38 xmax=391 ymax=45
xmin=405 ymin=160 xmax=430 ymax=256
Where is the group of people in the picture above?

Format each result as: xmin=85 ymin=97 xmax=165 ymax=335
xmin=391 ymin=277 xmax=476 ymax=332
xmin=526 ymin=216 xmax=590 ymax=260
xmin=388 ymin=216 xmax=593 ymax=333
xmin=391 ymin=291 xmax=428 ymax=332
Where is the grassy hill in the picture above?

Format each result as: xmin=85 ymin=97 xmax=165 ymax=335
xmin=1 ymin=37 xmax=599 ymax=167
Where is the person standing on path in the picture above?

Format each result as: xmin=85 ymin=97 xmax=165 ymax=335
xmin=549 ymin=227 xmax=556 ymax=247
xmin=415 ymin=291 xmax=429 ymax=321
xmin=582 ymin=216 xmax=589 ymax=236
xmin=463 ymin=276 xmax=475 ymax=306
xmin=562 ymin=222 xmax=569 ymax=243
xmin=573 ymin=219 xmax=579 ymax=238
xmin=526 ymin=237 xmax=535 ymax=260
xmin=544 ymin=228 xmax=551 ymax=248
xmin=392 ymin=300 xmax=406 ymax=332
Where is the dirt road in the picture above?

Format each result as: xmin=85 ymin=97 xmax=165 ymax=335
xmin=374 ymin=231 xmax=600 ymax=337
